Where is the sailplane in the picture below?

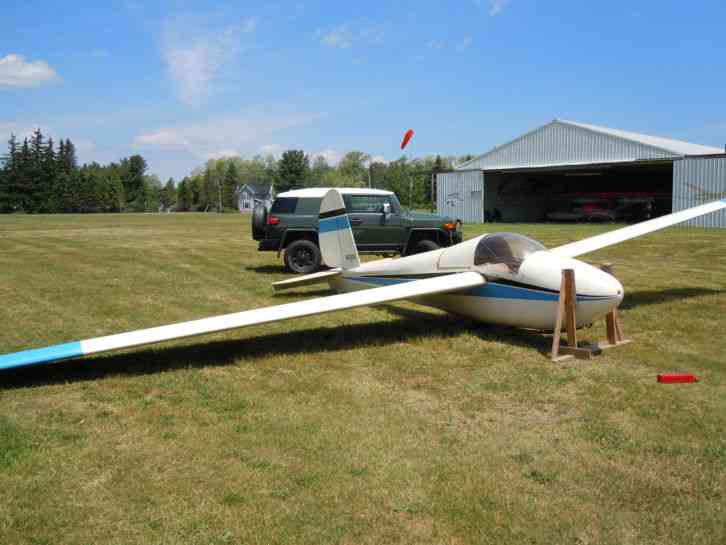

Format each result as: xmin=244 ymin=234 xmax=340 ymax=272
xmin=1 ymin=190 xmax=725 ymax=371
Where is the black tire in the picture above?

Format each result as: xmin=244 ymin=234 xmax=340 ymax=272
xmin=284 ymin=239 xmax=322 ymax=274
xmin=251 ymin=205 xmax=267 ymax=241
xmin=407 ymin=239 xmax=440 ymax=256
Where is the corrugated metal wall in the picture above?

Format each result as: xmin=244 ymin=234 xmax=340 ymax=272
xmin=673 ymin=157 xmax=726 ymax=228
xmin=457 ymin=121 xmax=679 ymax=171
xmin=435 ymin=171 xmax=484 ymax=223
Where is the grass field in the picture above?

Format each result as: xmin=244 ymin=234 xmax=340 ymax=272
xmin=1 ymin=213 xmax=725 ymax=545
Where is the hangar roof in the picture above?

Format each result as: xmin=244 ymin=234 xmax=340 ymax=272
xmin=456 ymin=119 xmax=724 ymax=171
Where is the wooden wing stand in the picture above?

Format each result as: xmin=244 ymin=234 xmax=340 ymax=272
xmin=550 ymin=264 xmax=630 ymax=362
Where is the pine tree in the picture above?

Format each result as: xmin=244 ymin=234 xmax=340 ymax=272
xmin=223 ymin=162 xmax=239 ymax=209
xmin=41 ymin=137 xmax=57 ymax=212
xmin=16 ymin=138 xmax=32 ymax=211
xmin=160 ymin=178 xmax=176 ymax=211
xmin=0 ymin=134 xmax=19 ymax=211
xmin=119 ymin=155 xmax=148 ymax=210
xmin=277 ymin=150 xmax=310 ymax=191
xmin=176 ymin=178 xmax=192 ymax=211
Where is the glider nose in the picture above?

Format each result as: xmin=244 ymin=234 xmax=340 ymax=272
xmin=602 ymin=270 xmax=624 ymax=306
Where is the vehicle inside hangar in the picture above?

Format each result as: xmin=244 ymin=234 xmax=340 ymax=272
xmin=481 ymin=161 xmax=673 ymax=223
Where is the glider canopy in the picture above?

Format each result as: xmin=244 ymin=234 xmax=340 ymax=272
xmin=475 ymin=233 xmax=547 ymax=272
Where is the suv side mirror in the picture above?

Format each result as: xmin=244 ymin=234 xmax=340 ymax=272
xmin=382 ymin=202 xmax=391 ymax=215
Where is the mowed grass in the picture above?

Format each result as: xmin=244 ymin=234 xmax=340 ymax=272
xmin=1 ymin=213 xmax=725 ymax=545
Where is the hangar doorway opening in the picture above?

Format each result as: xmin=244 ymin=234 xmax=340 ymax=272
xmin=483 ymin=162 xmax=673 ymax=223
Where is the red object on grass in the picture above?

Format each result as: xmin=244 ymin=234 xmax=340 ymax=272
xmin=400 ymin=129 xmax=414 ymax=150
xmin=657 ymin=373 xmax=698 ymax=383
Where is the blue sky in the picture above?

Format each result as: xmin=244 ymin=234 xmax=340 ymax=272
xmin=2 ymin=0 xmax=725 ymax=180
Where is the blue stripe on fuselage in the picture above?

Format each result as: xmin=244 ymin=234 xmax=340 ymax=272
xmin=0 ymin=341 xmax=85 ymax=371
xmin=319 ymin=215 xmax=351 ymax=233
xmin=350 ymin=276 xmax=610 ymax=302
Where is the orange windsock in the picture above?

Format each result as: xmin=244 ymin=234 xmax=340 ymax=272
xmin=400 ymin=129 xmax=414 ymax=150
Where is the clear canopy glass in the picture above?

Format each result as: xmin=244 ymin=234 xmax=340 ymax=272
xmin=474 ymin=233 xmax=547 ymax=273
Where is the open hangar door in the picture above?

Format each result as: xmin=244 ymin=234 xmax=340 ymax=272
xmin=481 ymin=161 xmax=674 ymax=223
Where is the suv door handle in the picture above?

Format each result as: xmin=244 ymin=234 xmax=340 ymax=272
xmin=350 ymin=218 xmax=363 ymax=225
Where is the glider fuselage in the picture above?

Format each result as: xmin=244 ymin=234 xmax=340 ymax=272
xmin=330 ymin=235 xmax=624 ymax=330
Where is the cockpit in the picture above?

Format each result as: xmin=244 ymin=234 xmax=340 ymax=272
xmin=474 ymin=233 xmax=547 ymax=273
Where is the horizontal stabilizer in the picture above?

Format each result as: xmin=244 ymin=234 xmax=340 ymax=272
xmin=0 ymin=272 xmax=485 ymax=371
xmin=552 ymin=198 xmax=726 ymax=258
xmin=273 ymin=268 xmax=342 ymax=291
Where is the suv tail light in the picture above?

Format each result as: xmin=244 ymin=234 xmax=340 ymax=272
xmin=267 ymin=215 xmax=280 ymax=225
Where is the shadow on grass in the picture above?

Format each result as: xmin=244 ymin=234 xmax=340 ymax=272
xmin=245 ymin=264 xmax=287 ymax=274
xmin=0 ymin=306 xmax=547 ymax=390
xmin=272 ymin=289 xmax=334 ymax=298
xmin=245 ymin=265 xmax=335 ymax=275
xmin=620 ymin=287 xmax=719 ymax=310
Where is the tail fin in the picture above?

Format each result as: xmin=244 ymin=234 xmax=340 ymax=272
xmin=318 ymin=189 xmax=360 ymax=269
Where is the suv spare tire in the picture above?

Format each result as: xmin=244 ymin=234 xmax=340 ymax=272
xmin=284 ymin=239 xmax=322 ymax=274
xmin=251 ymin=204 xmax=267 ymax=241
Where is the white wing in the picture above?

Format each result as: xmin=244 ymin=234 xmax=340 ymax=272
xmin=551 ymin=199 xmax=726 ymax=258
xmin=0 ymin=272 xmax=485 ymax=370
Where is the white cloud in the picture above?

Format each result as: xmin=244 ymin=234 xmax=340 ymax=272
xmin=162 ymin=17 xmax=256 ymax=106
xmin=488 ymin=0 xmax=509 ymax=16
xmin=135 ymin=130 xmax=190 ymax=149
xmin=457 ymin=36 xmax=473 ymax=51
xmin=0 ymin=121 xmax=48 ymax=139
xmin=206 ymin=149 xmax=240 ymax=160
xmin=321 ymin=25 xmax=353 ymax=49
xmin=242 ymin=18 xmax=257 ymax=33
xmin=320 ymin=22 xmax=387 ymax=50
xmin=312 ymin=149 xmax=343 ymax=165
xmin=258 ymin=143 xmax=284 ymax=157
xmin=0 ymin=54 xmax=57 ymax=88
xmin=369 ymin=155 xmax=387 ymax=165
xmin=134 ymin=111 xmax=321 ymax=159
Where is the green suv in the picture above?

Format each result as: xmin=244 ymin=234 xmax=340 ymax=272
xmin=252 ymin=188 xmax=463 ymax=273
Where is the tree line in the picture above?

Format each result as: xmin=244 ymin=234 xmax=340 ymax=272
xmin=0 ymin=129 xmax=168 ymax=213
xmin=1 ymin=130 xmax=473 ymax=213
xmin=178 ymin=150 xmax=468 ymax=212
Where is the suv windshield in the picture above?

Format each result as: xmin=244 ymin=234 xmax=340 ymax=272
xmin=474 ymin=233 xmax=546 ymax=273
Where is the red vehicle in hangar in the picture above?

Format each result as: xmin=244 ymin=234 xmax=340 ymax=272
xmin=545 ymin=192 xmax=671 ymax=222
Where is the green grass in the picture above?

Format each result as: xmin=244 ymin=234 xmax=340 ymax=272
xmin=1 ymin=213 xmax=725 ymax=545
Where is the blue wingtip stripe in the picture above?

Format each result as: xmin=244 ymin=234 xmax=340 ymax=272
xmin=0 ymin=341 xmax=84 ymax=371
xmin=319 ymin=215 xmax=351 ymax=233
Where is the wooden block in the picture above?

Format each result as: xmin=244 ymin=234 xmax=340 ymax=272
xmin=558 ymin=345 xmax=597 ymax=360
xmin=597 ymin=340 xmax=632 ymax=351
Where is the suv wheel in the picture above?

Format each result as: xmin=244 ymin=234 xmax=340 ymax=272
xmin=251 ymin=205 xmax=267 ymax=241
xmin=408 ymin=239 xmax=440 ymax=255
xmin=284 ymin=239 xmax=322 ymax=274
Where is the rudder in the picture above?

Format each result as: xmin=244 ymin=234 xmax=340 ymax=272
xmin=318 ymin=189 xmax=360 ymax=269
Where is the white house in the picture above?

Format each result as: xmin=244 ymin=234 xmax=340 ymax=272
xmin=237 ymin=183 xmax=275 ymax=211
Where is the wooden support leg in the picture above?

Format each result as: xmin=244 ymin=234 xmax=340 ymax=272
xmin=599 ymin=263 xmax=631 ymax=349
xmin=563 ymin=268 xmax=577 ymax=348
xmin=551 ymin=269 xmax=594 ymax=361
xmin=550 ymin=272 xmax=567 ymax=360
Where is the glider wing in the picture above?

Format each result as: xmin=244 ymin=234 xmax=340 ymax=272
xmin=0 ymin=272 xmax=485 ymax=371
xmin=551 ymin=199 xmax=726 ymax=258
